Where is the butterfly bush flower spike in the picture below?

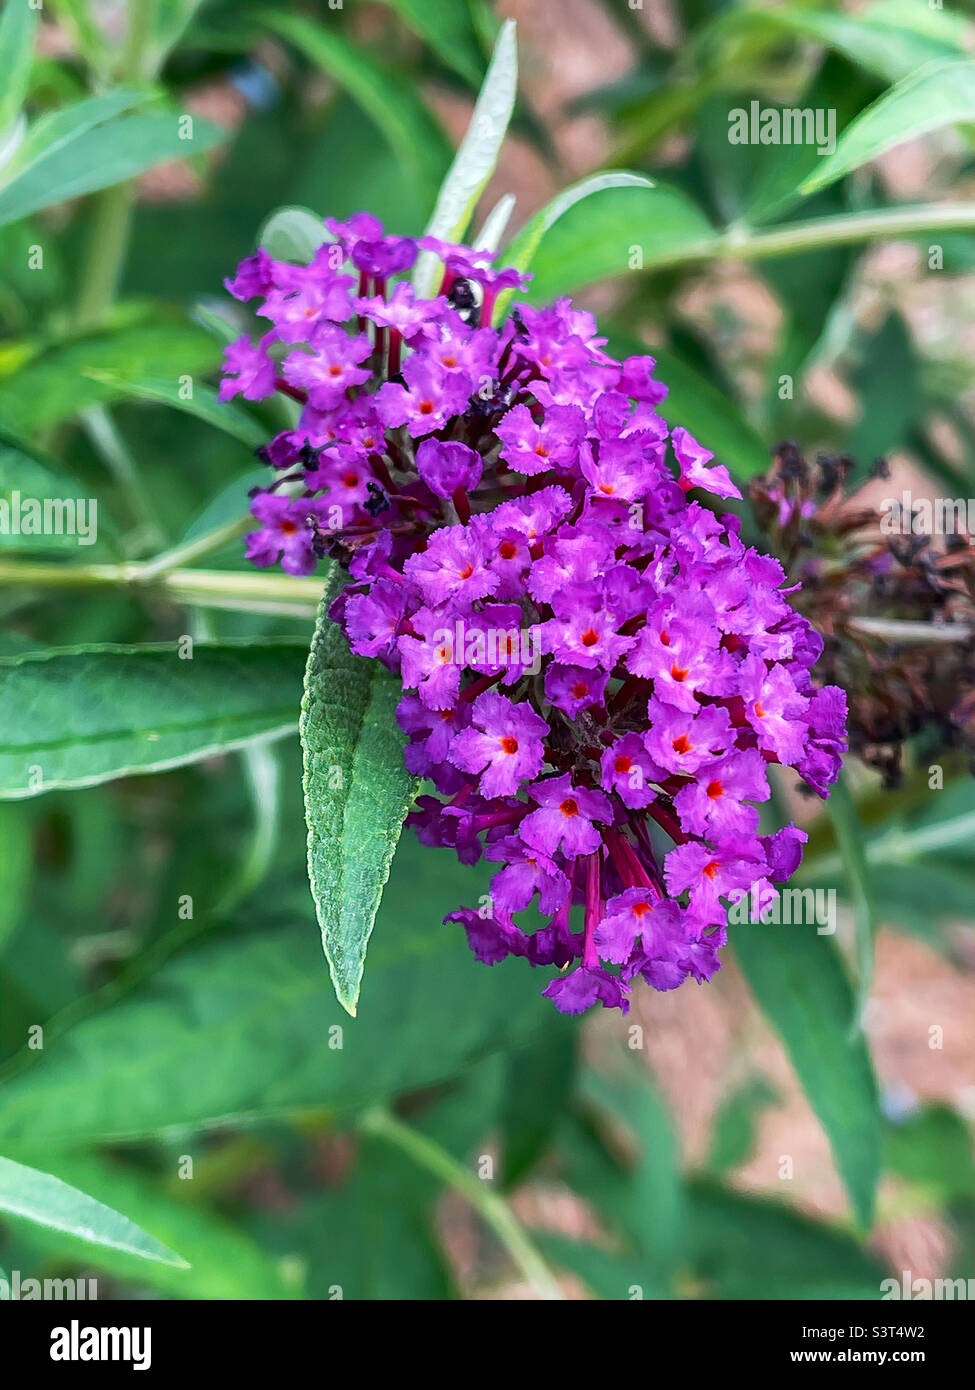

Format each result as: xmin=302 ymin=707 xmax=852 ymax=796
xmin=222 ymin=215 xmax=847 ymax=1016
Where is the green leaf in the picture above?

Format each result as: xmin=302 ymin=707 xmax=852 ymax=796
xmin=0 ymin=107 xmax=226 ymax=226
xmin=83 ymin=371 xmax=267 ymax=449
xmin=685 ymin=1181 xmax=886 ymax=1299
xmin=0 ymin=640 xmax=307 ymax=799
xmin=800 ymin=57 xmax=975 ymax=199
xmin=707 ymin=1 xmax=970 ymax=86
xmin=11 ymin=1151 xmax=296 ymax=1299
xmin=883 ymin=1106 xmax=975 ymax=1208
xmin=413 ymin=18 xmax=518 ymax=296
xmin=493 ymin=171 xmax=654 ymax=322
xmin=0 ymin=1154 xmax=186 ymax=1267
xmin=261 ymin=10 xmax=451 ymax=207
xmin=0 ymin=445 xmax=114 ymax=555
xmin=581 ymin=1066 xmax=683 ymax=1275
xmin=301 ymin=589 xmax=418 ymax=1016
xmin=3 ymin=88 xmax=149 ymax=178
xmin=0 ymin=313 xmax=222 ymax=434
xmin=825 ymin=774 xmax=878 ymax=1026
xmin=256 ymin=1141 xmax=451 ymax=1300
xmin=0 ymin=838 xmax=554 ymax=1146
xmin=258 ymin=204 xmax=331 ymax=265
xmin=0 ymin=803 xmax=30 ymax=955
xmin=0 ymin=0 xmax=39 ymax=142
xmin=500 ymin=1020 xmax=577 ymax=1188
xmin=842 ymin=311 xmax=919 ymax=466
xmin=705 ymin=1076 xmax=777 ymax=1176
xmin=522 ymin=181 xmax=715 ymax=301
xmin=537 ymin=1233 xmax=655 ymax=1300
xmin=733 ymin=923 xmax=881 ymax=1230
xmin=377 ymin=0 xmax=485 ymax=87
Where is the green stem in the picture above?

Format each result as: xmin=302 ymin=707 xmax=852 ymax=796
xmin=800 ymin=810 xmax=975 ymax=881
xmin=0 ymin=557 xmax=326 ymax=617
xmin=137 ymin=516 xmax=252 ymax=579
xmin=641 ymin=203 xmax=975 ymax=274
xmin=360 ymin=1107 xmax=565 ymax=1301
xmin=719 ymin=204 xmax=975 ymax=261
xmin=74 ymin=0 xmax=159 ymax=329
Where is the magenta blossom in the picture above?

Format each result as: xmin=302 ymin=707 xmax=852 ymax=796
xmin=222 ymin=211 xmax=847 ymax=1016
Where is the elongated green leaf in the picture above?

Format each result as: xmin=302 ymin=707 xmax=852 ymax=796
xmin=684 ymin=1181 xmax=886 ymax=1299
xmin=12 ymin=1152 xmax=296 ymax=1299
xmin=302 ymin=589 xmax=418 ymax=1016
xmin=0 ymin=108 xmax=226 ymax=226
xmin=826 ymin=773 xmax=878 ymax=1025
xmin=733 ymin=923 xmax=881 ymax=1230
xmin=0 ymin=1155 xmax=186 ymax=1267
xmin=83 ymin=371 xmax=267 ymax=448
xmin=501 ymin=1020 xmax=577 ymax=1188
xmin=0 ymin=314 xmax=222 ymax=434
xmin=261 ymin=10 xmax=451 ymax=204
xmin=0 ymin=803 xmax=30 ymax=954
xmin=493 ymin=171 xmax=654 ymax=321
xmin=413 ymin=18 xmax=518 ymax=296
xmin=0 ymin=445 xmax=115 ymax=555
xmin=522 ymin=181 xmax=715 ymax=301
xmin=507 ymin=172 xmax=655 ymax=275
xmin=377 ymin=0 xmax=485 ymax=86
xmin=4 ymin=88 xmax=149 ymax=178
xmin=800 ymin=57 xmax=975 ymax=198
xmin=0 ymin=640 xmax=306 ymax=799
xmin=259 ymin=1142 xmax=451 ymax=1300
xmin=0 ymin=0 xmax=39 ymax=141
xmin=0 ymin=839 xmax=552 ymax=1145
xmin=704 ymin=1 xmax=969 ymax=86
xmin=581 ymin=1067 xmax=683 ymax=1275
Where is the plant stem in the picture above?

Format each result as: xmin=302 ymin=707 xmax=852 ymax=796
xmin=0 ymin=557 xmax=326 ymax=618
xmin=800 ymin=810 xmax=975 ymax=881
xmin=848 ymin=616 xmax=974 ymax=644
xmin=137 ymin=516 xmax=253 ymax=579
xmin=360 ymin=1107 xmax=565 ymax=1301
xmin=637 ymin=203 xmax=975 ymax=275
xmin=74 ymin=0 xmax=159 ymax=329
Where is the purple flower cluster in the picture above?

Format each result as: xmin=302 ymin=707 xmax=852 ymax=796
xmin=222 ymin=212 xmax=848 ymax=1015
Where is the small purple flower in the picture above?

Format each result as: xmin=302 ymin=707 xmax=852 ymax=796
xmin=449 ymin=691 xmax=549 ymax=798
xmin=541 ymin=965 xmax=630 ymax=1016
xmin=282 ymin=326 xmax=372 ymax=408
xmin=374 ymin=356 xmax=473 ymax=437
xmin=544 ymin=663 xmax=608 ymax=718
xmin=415 ymin=439 xmax=483 ymax=500
xmin=520 ymin=774 xmax=611 ymax=858
xmin=218 ymin=333 xmax=277 ymax=402
xmin=672 ymin=426 xmax=740 ymax=500
xmin=495 ymin=402 xmax=586 ymax=475
xmin=599 ymin=734 xmax=661 ymax=809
